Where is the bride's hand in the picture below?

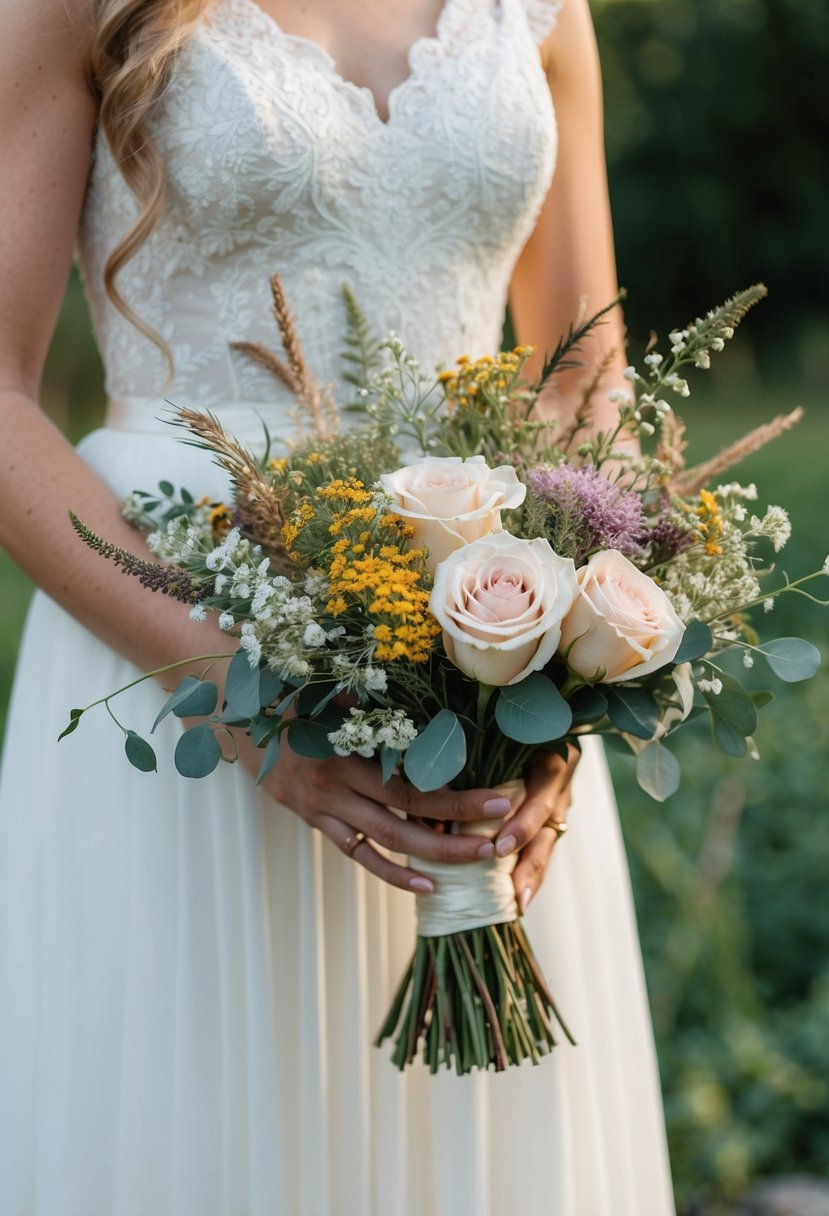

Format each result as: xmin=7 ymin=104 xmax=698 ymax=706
xmin=239 ymin=732 xmax=518 ymax=895
xmin=494 ymin=745 xmax=581 ymax=915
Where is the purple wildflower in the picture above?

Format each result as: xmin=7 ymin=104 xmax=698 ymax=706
xmin=643 ymin=509 xmax=695 ymax=562
xmin=527 ymin=464 xmax=648 ymax=565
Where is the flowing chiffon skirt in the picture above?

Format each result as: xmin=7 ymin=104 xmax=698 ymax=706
xmin=0 ymin=425 xmax=675 ymax=1216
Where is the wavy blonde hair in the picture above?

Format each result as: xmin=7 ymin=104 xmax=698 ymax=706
xmin=90 ymin=0 xmax=217 ymax=369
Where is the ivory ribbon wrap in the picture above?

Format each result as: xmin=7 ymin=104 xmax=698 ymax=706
xmin=408 ymin=779 xmax=526 ymax=938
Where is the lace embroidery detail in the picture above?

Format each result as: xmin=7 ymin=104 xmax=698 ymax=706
xmin=520 ymin=0 xmax=565 ymax=45
xmin=75 ymin=0 xmax=558 ymax=433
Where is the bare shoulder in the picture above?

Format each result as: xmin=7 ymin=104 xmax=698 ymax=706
xmin=538 ymin=0 xmax=601 ymax=87
xmin=2 ymin=0 xmax=96 ymax=86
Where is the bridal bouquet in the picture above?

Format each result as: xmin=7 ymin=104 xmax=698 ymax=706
xmin=63 ymin=279 xmax=827 ymax=1073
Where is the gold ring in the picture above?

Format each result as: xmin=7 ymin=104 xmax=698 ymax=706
xmin=544 ymin=817 xmax=568 ymax=838
xmin=343 ymin=830 xmax=367 ymax=858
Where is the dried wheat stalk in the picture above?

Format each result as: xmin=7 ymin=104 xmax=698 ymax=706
xmin=228 ymin=340 xmax=299 ymax=394
xmin=172 ymin=407 xmax=291 ymax=568
xmin=657 ymin=410 xmax=688 ymax=473
xmin=230 ymin=274 xmax=337 ymax=444
xmin=674 ymin=407 xmax=804 ymax=496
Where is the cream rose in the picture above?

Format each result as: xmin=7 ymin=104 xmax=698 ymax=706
xmin=560 ymin=549 xmax=686 ymax=683
xmin=380 ymin=455 xmax=526 ymax=573
xmin=430 ymin=531 xmax=578 ymax=686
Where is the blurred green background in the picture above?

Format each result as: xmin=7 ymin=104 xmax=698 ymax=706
xmin=1 ymin=0 xmax=827 ymax=1210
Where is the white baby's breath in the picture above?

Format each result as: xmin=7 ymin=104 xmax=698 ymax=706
xmin=327 ymin=708 xmax=417 ymax=759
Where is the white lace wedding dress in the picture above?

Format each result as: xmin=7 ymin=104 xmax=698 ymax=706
xmin=0 ymin=0 xmax=676 ymax=1211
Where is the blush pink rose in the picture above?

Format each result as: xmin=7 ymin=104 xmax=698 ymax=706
xmin=380 ymin=456 xmax=525 ymax=573
xmin=430 ymin=531 xmax=578 ymax=686
xmin=560 ymin=549 xmax=686 ymax=683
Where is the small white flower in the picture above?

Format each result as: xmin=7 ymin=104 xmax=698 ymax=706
xmin=743 ymin=652 xmax=754 ymax=669
xmin=121 ymin=493 xmax=146 ymax=525
xmin=644 ymin=352 xmax=664 ymax=368
xmin=711 ymin=337 xmax=725 ymax=352
xmin=623 ymin=366 xmax=640 ymax=382
xmin=302 ymin=622 xmax=328 ymax=648
xmin=639 ymin=421 xmax=655 ymax=436
xmin=363 ymin=666 xmax=388 ymax=692
xmin=607 ymin=389 xmax=631 ymax=405
xmin=218 ymin=612 xmax=235 ymax=631
xmin=733 ymin=504 xmax=747 ymax=521
xmin=755 ymin=505 xmax=791 ymax=552
xmin=763 ymin=597 xmax=775 ymax=613
xmin=694 ymin=351 xmax=711 ymax=369
xmin=665 ymin=374 xmax=691 ymax=398
xmin=698 ymin=677 xmax=723 ymax=695
xmin=189 ymin=604 xmax=207 ymax=623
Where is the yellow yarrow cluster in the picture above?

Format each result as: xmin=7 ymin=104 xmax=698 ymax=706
xmin=325 ymin=539 xmax=439 ymax=663
xmin=282 ymin=500 xmax=315 ymax=552
xmin=317 ymin=478 xmax=373 ymax=505
xmin=694 ymin=489 xmax=725 ymax=556
xmin=438 ymin=347 xmax=534 ymax=410
xmin=281 ymin=482 xmax=437 ymax=660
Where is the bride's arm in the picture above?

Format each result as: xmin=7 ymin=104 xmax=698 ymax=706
xmin=508 ymin=0 xmax=629 ymax=435
xmin=499 ymin=0 xmax=629 ymax=907
xmin=0 ymin=0 xmax=503 ymax=894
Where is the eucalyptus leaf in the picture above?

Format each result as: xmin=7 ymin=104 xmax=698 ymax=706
xmin=125 ymin=731 xmax=157 ymax=773
xmin=605 ymin=686 xmax=661 ymax=740
xmin=152 ymin=676 xmax=202 ymax=733
xmin=569 ymin=686 xmax=608 ymax=725
xmin=636 ymin=740 xmax=681 ymax=801
xmin=174 ymin=723 xmax=222 ymax=778
xmin=180 ymin=487 xmax=194 ymax=506
xmin=380 ymin=746 xmax=401 ymax=784
xmin=701 ymin=672 xmax=757 ymax=737
xmin=758 ymin=637 xmax=821 ymax=683
xmin=259 ymin=668 xmax=284 ymax=708
xmin=494 ymin=673 xmax=572 ymax=744
xmin=285 ymin=718 xmax=336 ymax=759
xmin=672 ymin=620 xmax=713 ymax=664
xmin=256 ymin=735 xmax=281 ymax=785
xmin=297 ymin=682 xmax=338 ymax=717
xmin=250 ymin=715 xmax=276 ymax=747
xmin=225 ymin=650 xmax=261 ymax=719
xmin=712 ymin=717 xmax=749 ymax=758
xmin=58 ymin=712 xmax=83 ymax=742
xmin=403 ymin=710 xmax=467 ymax=792
xmin=171 ymin=680 xmax=217 ymax=720
xmin=158 ymin=480 xmax=175 ymax=498
xmin=749 ymin=689 xmax=775 ymax=710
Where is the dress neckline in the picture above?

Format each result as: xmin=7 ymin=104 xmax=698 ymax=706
xmin=229 ymin=0 xmax=463 ymax=128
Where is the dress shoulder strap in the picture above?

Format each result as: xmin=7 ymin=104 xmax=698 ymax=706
xmin=519 ymin=0 xmax=564 ymax=45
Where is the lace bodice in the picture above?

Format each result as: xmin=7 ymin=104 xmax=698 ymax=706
xmin=76 ymin=0 xmax=563 ymax=435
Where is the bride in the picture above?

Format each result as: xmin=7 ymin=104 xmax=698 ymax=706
xmin=0 ymin=0 xmax=676 ymax=1212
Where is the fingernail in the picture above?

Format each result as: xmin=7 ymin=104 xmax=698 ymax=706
xmin=519 ymin=885 xmax=533 ymax=915
xmin=477 ymin=841 xmax=495 ymax=859
xmin=409 ymin=876 xmax=435 ymax=893
xmin=495 ymin=833 xmax=517 ymax=857
xmin=482 ymin=796 xmax=512 ymax=817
